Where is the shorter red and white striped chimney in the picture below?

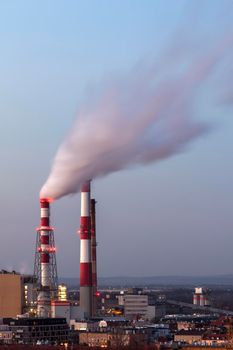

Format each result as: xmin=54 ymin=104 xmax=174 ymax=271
xmin=37 ymin=199 xmax=51 ymax=317
xmin=79 ymin=181 xmax=92 ymax=318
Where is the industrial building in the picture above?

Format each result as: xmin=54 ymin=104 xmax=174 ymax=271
xmin=51 ymin=300 xmax=84 ymax=323
xmin=193 ymin=287 xmax=210 ymax=307
xmin=118 ymin=292 xmax=149 ymax=320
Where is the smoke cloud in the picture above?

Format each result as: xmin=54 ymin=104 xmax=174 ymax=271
xmin=40 ymin=34 xmax=233 ymax=200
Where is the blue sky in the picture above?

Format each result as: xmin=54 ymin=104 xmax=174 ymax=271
xmin=0 ymin=0 xmax=233 ymax=278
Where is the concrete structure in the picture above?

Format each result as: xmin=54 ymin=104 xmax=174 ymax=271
xmin=51 ymin=300 xmax=84 ymax=323
xmin=118 ymin=294 xmax=149 ymax=320
xmin=34 ymin=198 xmax=58 ymax=318
xmin=79 ymin=181 xmax=92 ymax=318
xmin=51 ymin=301 xmax=71 ymax=323
xmin=0 ymin=271 xmax=22 ymax=317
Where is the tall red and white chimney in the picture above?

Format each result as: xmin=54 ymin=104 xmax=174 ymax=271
xmin=79 ymin=181 xmax=92 ymax=318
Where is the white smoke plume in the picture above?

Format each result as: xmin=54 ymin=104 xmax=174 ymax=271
xmin=40 ymin=34 xmax=233 ymax=200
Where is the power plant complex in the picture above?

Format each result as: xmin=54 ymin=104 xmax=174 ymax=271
xmin=0 ymin=183 xmax=223 ymax=348
xmin=0 ymin=182 xmax=231 ymax=348
xmin=32 ymin=181 xmax=98 ymax=319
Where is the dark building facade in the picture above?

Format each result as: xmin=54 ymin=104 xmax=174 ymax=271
xmin=4 ymin=318 xmax=68 ymax=344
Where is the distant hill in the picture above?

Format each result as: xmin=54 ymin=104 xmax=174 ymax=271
xmin=59 ymin=274 xmax=233 ymax=288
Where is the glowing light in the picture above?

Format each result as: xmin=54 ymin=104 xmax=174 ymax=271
xmin=36 ymin=226 xmax=55 ymax=231
xmin=58 ymin=284 xmax=67 ymax=301
xmin=48 ymin=247 xmax=56 ymax=253
xmin=40 ymin=197 xmax=55 ymax=203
